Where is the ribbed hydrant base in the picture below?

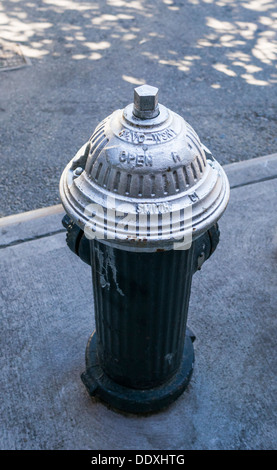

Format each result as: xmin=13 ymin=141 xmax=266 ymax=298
xmin=80 ymin=239 xmax=196 ymax=414
xmin=81 ymin=330 xmax=194 ymax=414
xmin=92 ymin=241 xmax=194 ymax=387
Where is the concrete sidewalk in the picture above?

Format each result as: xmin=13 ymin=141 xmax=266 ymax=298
xmin=0 ymin=155 xmax=276 ymax=450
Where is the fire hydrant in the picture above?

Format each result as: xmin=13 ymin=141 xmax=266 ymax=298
xmin=60 ymin=85 xmax=230 ymax=413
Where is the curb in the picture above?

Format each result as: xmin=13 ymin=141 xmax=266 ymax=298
xmin=1 ymin=153 xmax=277 ymax=248
xmin=224 ymin=152 xmax=277 ymax=189
xmin=0 ymin=204 xmax=64 ymax=228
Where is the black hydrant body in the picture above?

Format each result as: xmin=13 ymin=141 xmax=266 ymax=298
xmin=60 ymin=85 xmax=229 ymax=413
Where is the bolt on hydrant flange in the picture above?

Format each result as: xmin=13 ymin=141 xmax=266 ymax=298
xmin=60 ymin=85 xmax=230 ymax=414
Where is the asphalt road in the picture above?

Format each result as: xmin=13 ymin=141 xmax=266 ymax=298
xmin=1 ymin=0 xmax=277 ymax=216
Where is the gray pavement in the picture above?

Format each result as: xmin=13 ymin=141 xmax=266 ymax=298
xmin=1 ymin=0 xmax=277 ymax=216
xmin=0 ymin=154 xmax=276 ymax=450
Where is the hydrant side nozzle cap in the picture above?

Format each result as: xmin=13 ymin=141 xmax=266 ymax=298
xmin=133 ymin=84 xmax=160 ymax=119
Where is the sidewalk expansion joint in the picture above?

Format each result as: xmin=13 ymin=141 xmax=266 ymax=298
xmin=230 ymin=174 xmax=277 ymax=190
xmin=0 ymin=228 xmax=66 ymax=250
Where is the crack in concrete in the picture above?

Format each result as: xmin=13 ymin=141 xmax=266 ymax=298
xmin=0 ymin=229 xmax=66 ymax=250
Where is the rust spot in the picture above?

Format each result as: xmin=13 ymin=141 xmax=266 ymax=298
xmin=156 ymin=248 xmax=165 ymax=252
xmin=126 ymin=237 xmax=136 ymax=242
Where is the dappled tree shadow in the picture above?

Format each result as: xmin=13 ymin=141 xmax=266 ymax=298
xmin=0 ymin=0 xmax=277 ymax=215
xmin=1 ymin=0 xmax=276 ymax=86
